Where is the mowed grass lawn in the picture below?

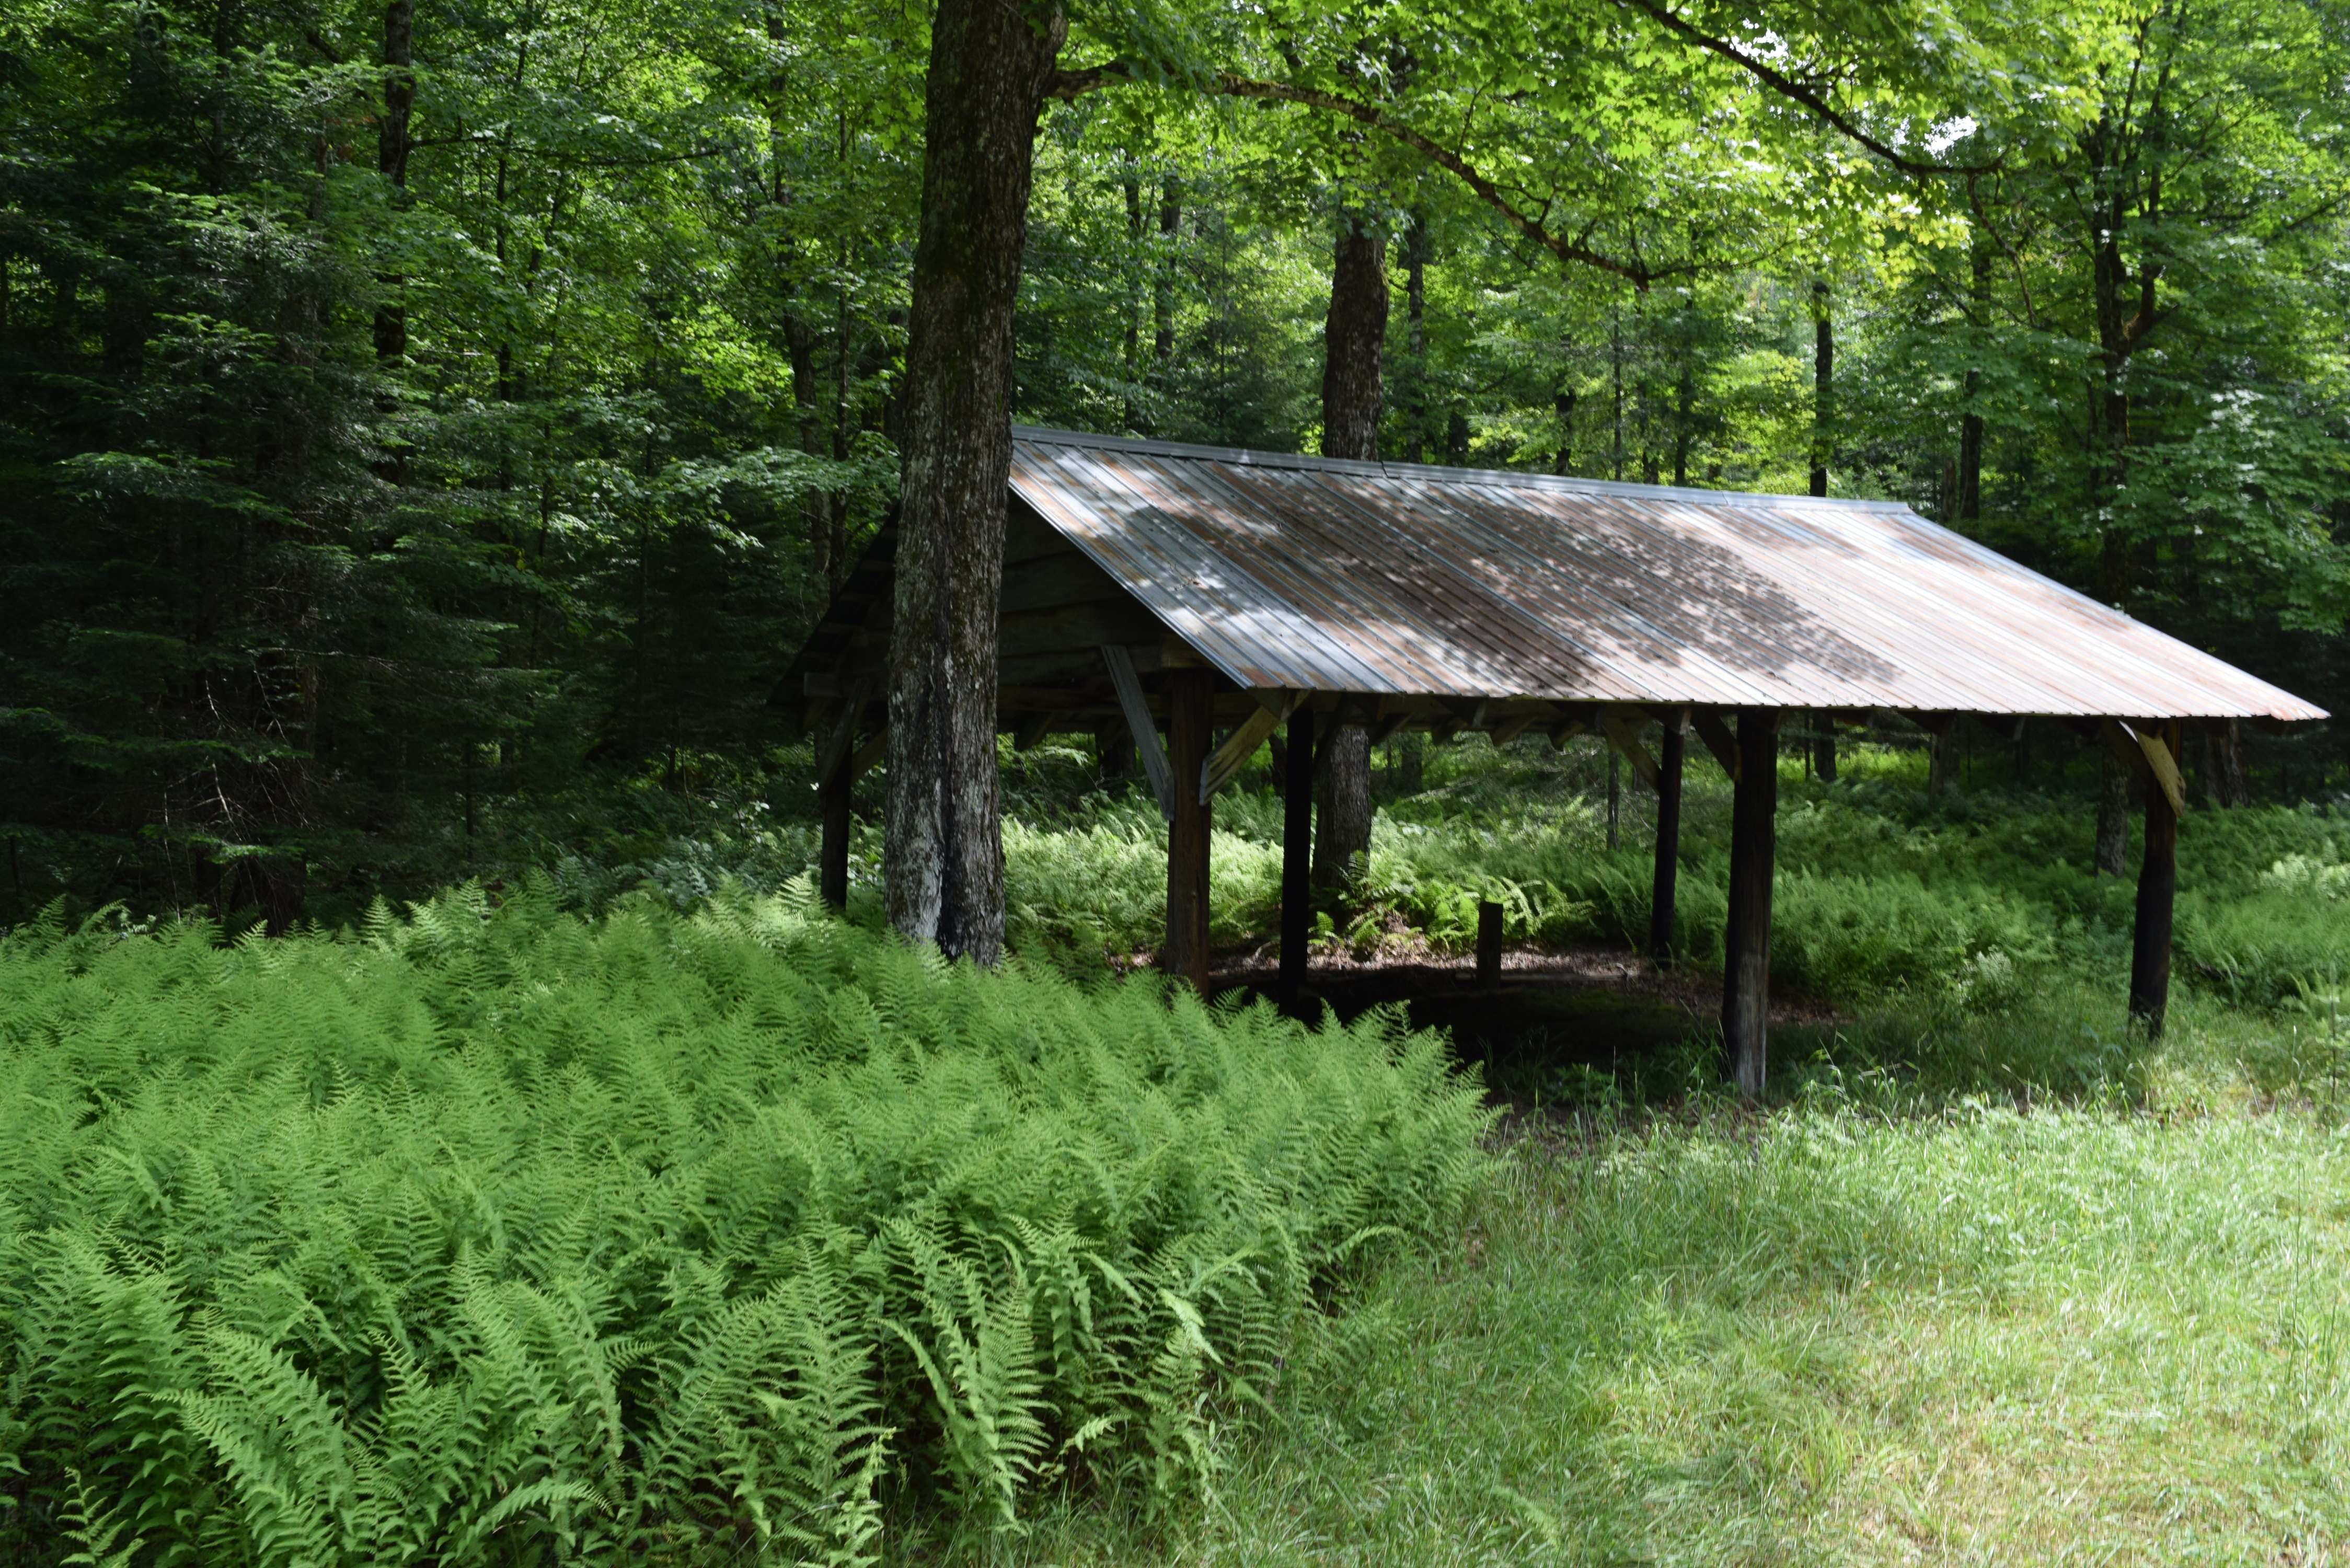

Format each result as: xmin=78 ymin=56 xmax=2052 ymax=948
xmin=1019 ymin=998 xmax=2350 ymax=1566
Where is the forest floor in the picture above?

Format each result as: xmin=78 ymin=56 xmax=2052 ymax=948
xmin=1004 ymin=988 xmax=2350 ymax=1564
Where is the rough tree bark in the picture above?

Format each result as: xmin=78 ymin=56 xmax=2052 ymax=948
xmin=882 ymin=0 xmax=1064 ymax=963
xmin=1314 ymin=727 xmax=1373 ymax=890
xmin=1312 ymin=210 xmax=1387 ymax=891
xmin=2206 ymin=719 xmax=2248 ymax=808
xmin=1322 ymin=211 xmax=1388 ymax=459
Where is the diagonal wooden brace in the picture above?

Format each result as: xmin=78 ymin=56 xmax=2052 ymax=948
xmin=1600 ymin=706 xmax=1661 ymax=789
xmin=1203 ymin=688 xmax=1308 ymax=799
xmin=1689 ymin=708 xmax=1741 ymax=782
xmin=2104 ymin=718 xmax=2185 ymax=816
xmin=1101 ymin=645 xmax=1176 ymax=822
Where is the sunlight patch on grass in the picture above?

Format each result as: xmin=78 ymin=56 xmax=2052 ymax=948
xmin=1016 ymin=1104 xmax=2350 ymax=1565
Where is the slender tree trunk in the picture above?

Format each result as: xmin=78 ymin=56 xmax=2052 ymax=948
xmin=1122 ymin=174 xmax=1142 ymax=425
xmin=1672 ymin=353 xmax=1694 ymax=486
xmin=1401 ymin=211 xmax=1429 ymax=463
xmin=1553 ymin=385 xmax=1574 ymax=476
xmin=1810 ymin=279 xmax=1831 ymax=498
xmin=784 ymin=315 xmax=832 ymax=588
xmin=1151 ymin=179 xmax=1180 ymax=368
xmin=882 ymin=0 xmax=1063 ymax=964
xmin=1606 ymin=746 xmax=1619 ymax=849
xmin=2095 ymin=751 xmax=2130 ymax=875
xmin=1609 ymin=306 xmax=1625 ymax=481
xmin=826 ymin=153 xmax=852 ymax=595
xmin=1958 ymin=246 xmax=1988 ymax=521
xmin=1311 ymin=210 xmax=1386 ymax=890
xmin=767 ymin=16 xmax=837 ymax=595
xmin=373 ymin=0 xmax=413 ymax=363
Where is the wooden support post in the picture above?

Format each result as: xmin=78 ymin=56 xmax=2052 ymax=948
xmin=1476 ymin=900 xmax=1503 ymax=984
xmin=1649 ymin=713 xmax=1685 ymax=964
xmin=815 ymin=682 xmax=871 ymax=912
xmin=1282 ymin=707 xmax=1315 ymax=1007
xmin=1163 ymin=668 xmax=1215 ymax=993
xmin=819 ymin=778 xmax=851 ymax=910
xmin=2129 ymin=718 xmax=2182 ymax=1036
xmin=1722 ymin=708 xmax=1780 ymax=1097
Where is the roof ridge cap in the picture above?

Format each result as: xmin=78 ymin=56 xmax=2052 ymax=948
xmin=1010 ymin=423 xmax=1911 ymax=513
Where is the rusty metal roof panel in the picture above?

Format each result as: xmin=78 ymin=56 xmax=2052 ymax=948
xmin=1008 ymin=427 xmax=2326 ymax=721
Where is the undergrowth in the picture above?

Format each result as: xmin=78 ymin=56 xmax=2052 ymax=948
xmin=0 ymin=883 xmax=1489 ymax=1564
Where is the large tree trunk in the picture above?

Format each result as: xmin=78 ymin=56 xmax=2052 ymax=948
xmin=1314 ymin=725 xmax=1373 ymax=890
xmin=882 ymin=0 xmax=1063 ymax=964
xmin=2205 ymin=718 xmax=2248 ymax=808
xmin=1321 ymin=212 xmax=1387 ymax=459
xmin=1312 ymin=211 xmax=1387 ymax=892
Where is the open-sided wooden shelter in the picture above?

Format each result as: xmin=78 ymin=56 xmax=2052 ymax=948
xmin=787 ymin=426 xmax=2325 ymax=1092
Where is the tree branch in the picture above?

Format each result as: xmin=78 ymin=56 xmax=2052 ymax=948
xmin=1612 ymin=0 xmax=1995 ymax=178
xmin=1047 ymin=62 xmax=1702 ymax=286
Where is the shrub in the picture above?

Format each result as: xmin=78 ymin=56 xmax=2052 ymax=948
xmin=0 ymin=885 xmax=1489 ymax=1563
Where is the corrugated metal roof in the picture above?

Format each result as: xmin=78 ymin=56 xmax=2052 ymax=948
xmin=1008 ymin=426 xmax=2326 ymax=721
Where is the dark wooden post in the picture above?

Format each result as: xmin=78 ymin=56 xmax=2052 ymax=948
xmin=814 ymin=684 xmax=870 ymax=912
xmin=1164 ymin=669 xmax=1214 ymax=993
xmin=1281 ymin=707 xmax=1315 ymax=1006
xmin=1476 ymin=900 xmax=1503 ymax=983
xmin=2129 ymin=718 xmax=2182 ymax=1035
xmin=819 ymin=773 xmax=851 ymax=909
xmin=1648 ymin=714 xmax=1684 ymax=963
xmin=1722 ymin=708 xmax=1780 ymax=1097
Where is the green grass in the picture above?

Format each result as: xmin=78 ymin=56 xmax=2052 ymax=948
xmin=1003 ymin=1007 xmax=2350 ymax=1564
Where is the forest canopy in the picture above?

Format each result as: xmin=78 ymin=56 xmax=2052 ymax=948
xmin=4 ymin=0 xmax=2348 ymax=926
